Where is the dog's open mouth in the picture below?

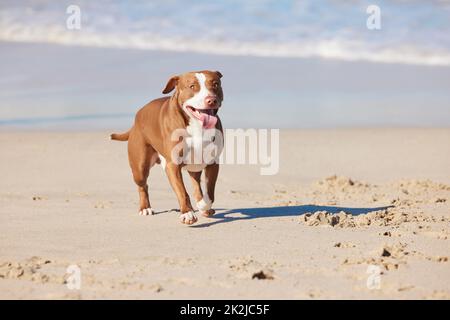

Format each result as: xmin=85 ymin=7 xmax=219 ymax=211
xmin=185 ymin=106 xmax=218 ymax=129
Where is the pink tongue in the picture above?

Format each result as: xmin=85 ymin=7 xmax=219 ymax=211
xmin=199 ymin=113 xmax=217 ymax=129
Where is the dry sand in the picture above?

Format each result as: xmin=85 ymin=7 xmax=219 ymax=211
xmin=0 ymin=128 xmax=449 ymax=299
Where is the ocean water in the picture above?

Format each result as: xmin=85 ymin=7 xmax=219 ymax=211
xmin=1 ymin=0 xmax=450 ymax=65
xmin=0 ymin=1 xmax=450 ymax=129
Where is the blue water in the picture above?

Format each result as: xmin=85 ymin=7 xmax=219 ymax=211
xmin=1 ymin=0 xmax=450 ymax=65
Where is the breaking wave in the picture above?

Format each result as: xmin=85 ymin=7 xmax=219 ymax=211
xmin=1 ymin=0 xmax=450 ymax=66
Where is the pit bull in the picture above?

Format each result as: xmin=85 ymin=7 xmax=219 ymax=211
xmin=111 ymin=70 xmax=224 ymax=225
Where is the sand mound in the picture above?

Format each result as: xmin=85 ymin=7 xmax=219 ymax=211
xmin=314 ymin=175 xmax=371 ymax=192
xmin=299 ymin=207 xmax=438 ymax=228
xmin=390 ymin=179 xmax=450 ymax=205
xmin=309 ymin=176 xmax=449 ymax=206
xmin=0 ymin=256 xmax=65 ymax=284
xmin=301 ymin=176 xmax=450 ymax=227
xmin=343 ymin=243 xmax=409 ymax=271
xmin=300 ymin=210 xmax=356 ymax=227
xmin=392 ymin=179 xmax=450 ymax=193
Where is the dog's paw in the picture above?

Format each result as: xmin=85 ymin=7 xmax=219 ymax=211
xmin=200 ymin=209 xmax=215 ymax=217
xmin=179 ymin=211 xmax=198 ymax=225
xmin=196 ymin=198 xmax=212 ymax=211
xmin=139 ymin=208 xmax=154 ymax=216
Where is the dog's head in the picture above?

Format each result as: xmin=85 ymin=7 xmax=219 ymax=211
xmin=162 ymin=70 xmax=223 ymax=129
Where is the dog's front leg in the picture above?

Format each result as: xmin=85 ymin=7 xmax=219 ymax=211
xmin=165 ymin=162 xmax=197 ymax=225
xmin=188 ymin=170 xmax=203 ymax=203
xmin=201 ymin=163 xmax=219 ymax=217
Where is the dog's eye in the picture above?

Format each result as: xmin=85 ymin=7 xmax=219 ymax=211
xmin=189 ymin=84 xmax=195 ymax=89
xmin=213 ymin=82 xmax=219 ymax=89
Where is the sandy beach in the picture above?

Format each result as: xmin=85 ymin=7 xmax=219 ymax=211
xmin=0 ymin=128 xmax=449 ymax=299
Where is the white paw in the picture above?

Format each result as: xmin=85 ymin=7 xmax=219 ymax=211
xmin=139 ymin=208 xmax=154 ymax=216
xmin=179 ymin=211 xmax=198 ymax=225
xmin=196 ymin=198 xmax=212 ymax=211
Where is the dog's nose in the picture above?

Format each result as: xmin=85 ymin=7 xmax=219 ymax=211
xmin=205 ymin=96 xmax=218 ymax=108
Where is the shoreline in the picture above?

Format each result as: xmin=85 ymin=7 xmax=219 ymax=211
xmin=1 ymin=42 xmax=450 ymax=129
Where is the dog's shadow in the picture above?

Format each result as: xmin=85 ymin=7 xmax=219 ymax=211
xmin=191 ymin=205 xmax=393 ymax=228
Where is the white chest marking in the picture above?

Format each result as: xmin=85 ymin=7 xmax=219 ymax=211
xmin=183 ymin=118 xmax=207 ymax=172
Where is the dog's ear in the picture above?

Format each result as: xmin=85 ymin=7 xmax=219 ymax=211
xmin=162 ymin=75 xmax=179 ymax=94
xmin=215 ymin=71 xmax=223 ymax=79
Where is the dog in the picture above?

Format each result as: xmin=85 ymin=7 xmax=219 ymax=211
xmin=111 ymin=70 xmax=224 ymax=225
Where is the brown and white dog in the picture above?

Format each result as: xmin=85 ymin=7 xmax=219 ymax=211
xmin=111 ymin=70 xmax=224 ymax=225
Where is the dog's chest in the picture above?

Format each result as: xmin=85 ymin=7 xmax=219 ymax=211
xmin=182 ymin=120 xmax=208 ymax=172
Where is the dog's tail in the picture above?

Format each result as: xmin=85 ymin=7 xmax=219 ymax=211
xmin=110 ymin=130 xmax=130 ymax=141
